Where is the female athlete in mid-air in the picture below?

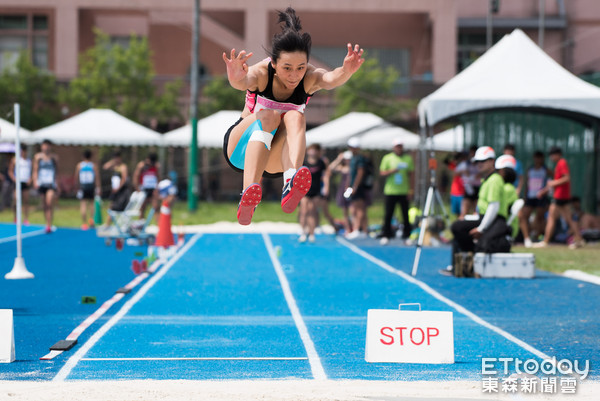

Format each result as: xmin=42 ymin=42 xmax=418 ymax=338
xmin=222 ymin=7 xmax=364 ymax=225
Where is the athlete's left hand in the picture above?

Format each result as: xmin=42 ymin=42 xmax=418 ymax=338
xmin=342 ymin=43 xmax=365 ymax=75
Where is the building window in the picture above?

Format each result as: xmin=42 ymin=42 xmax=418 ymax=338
xmin=0 ymin=13 xmax=49 ymax=71
xmin=311 ymin=46 xmax=411 ymax=94
xmin=110 ymin=36 xmax=132 ymax=49
xmin=457 ymin=31 xmax=504 ymax=71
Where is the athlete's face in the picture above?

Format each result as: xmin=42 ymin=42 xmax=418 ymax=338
xmin=273 ymin=51 xmax=308 ymax=90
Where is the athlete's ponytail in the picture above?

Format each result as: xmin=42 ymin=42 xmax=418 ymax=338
xmin=278 ymin=7 xmax=302 ymax=32
xmin=269 ymin=7 xmax=311 ymax=62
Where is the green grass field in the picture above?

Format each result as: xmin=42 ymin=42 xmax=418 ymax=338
xmin=1 ymin=198 xmax=598 ymax=276
xmin=0 ymin=198 xmax=386 ymax=227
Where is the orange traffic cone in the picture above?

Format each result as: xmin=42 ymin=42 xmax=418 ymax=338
xmin=177 ymin=224 xmax=185 ymax=246
xmin=155 ymin=200 xmax=175 ymax=248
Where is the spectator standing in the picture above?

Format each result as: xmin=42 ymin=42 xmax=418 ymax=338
xmin=298 ymin=144 xmax=327 ymax=243
xmin=74 ymin=149 xmax=101 ymax=230
xmin=519 ymin=151 xmax=551 ymax=247
xmin=32 ymin=139 xmax=58 ymax=233
xmin=533 ymin=146 xmax=585 ymax=249
xmin=461 ymin=145 xmax=480 ymax=216
xmin=330 ymin=150 xmax=353 ymax=233
xmin=503 ymin=144 xmax=524 ymax=196
xmin=344 ymin=137 xmax=372 ymax=239
xmin=449 ymin=151 xmax=468 ymax=218
xmin=132 ymin=153 xmax=161 ymax=219
xmin=102 ymin=150 xmax=130 ymax=226
xmin=8 ymin=144 xmax=32 ymax=224
xmin=378 ymin=138 xmax=414 ymax=245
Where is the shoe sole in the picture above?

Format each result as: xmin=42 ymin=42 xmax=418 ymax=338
xmin=237 ymin=184 xmax=262 ymax=225
xmin=281 ymin=167 xmax=312 ymax=214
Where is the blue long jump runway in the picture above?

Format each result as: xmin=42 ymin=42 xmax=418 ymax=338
xmin=1 ymin=226 xmax=598 ymax=381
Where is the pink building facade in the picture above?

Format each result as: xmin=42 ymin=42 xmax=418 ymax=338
xmin=1 ymin=0 xmax=599 ymax=123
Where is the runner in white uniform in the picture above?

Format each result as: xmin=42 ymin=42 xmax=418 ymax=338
xmin=33 ymin=139 xmax=59 ymax=233
xmin=8 ymin=144 xmax=32 ymax=224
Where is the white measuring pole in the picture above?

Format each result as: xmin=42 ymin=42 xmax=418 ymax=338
xmin=5 ymin=103 xmax=34 ymax=280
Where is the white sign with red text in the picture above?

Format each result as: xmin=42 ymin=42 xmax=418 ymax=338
xmin=365 ymin=309 xmax=454 ymax=364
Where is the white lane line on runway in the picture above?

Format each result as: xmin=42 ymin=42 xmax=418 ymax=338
xmin=81 ymin=357 xmax=308 ymax=361
xmin=53 ymin=234 xmax=202 ymax=382
xmin=262 ymin=232 xmax=327 ymax=381
xmin=563 ymin=269 xmax=600 ymax=286
xmin=0 ymin=227 xmax=46 ymax=244
xmin=337 ymin=237 xmax=554 ymax=363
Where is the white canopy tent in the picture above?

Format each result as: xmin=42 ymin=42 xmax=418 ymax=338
xmin=414 ymin=27 xmax=600 ymax=217
xmin=358 ymin=125 xmax=420 ymax=150
xmin=32 ymin=109 xmax=162 ymax=146
xmin=305 ymin=112 xmax=387 ymax=148
xmin=418 ymin=29 xmax=600 ymax=129
xmin=429 ymin=125 xmax=464 ymax=152
xmin=0 ymin=118 xmax=34 ymax=144
xmin=162 ymin=110 xmax=241 ymax=148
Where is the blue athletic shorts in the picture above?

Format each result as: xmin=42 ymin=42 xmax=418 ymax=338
xmin=223 ymin=117 xmax=282 ymax=178
xmin=451 ymin=195 xmax=463 ymax=215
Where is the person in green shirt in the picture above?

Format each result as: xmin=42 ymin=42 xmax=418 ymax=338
xmin=378 ymin=138 xmax=414 ymax=245
xmin=442 ymin=146 xmax=510 ymax=276
xmin=495 ymin=154 xmax=519 ymax=238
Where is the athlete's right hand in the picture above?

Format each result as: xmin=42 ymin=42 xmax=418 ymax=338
xmin=222 ymin=49 xmax=253 ymax=83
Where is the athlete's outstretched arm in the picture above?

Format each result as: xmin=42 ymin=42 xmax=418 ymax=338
xmin=222 ymin=49 xmax=259 ymax=91
xmin=310 ymin=43 xmax=364 ymax=92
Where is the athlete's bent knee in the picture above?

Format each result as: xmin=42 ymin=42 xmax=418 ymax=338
xmin=249 ymin=130 xmax=274 ymax=150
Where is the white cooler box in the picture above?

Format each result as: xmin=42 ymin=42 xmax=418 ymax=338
xmin=473 ymin=253 xmax=535 ymax=278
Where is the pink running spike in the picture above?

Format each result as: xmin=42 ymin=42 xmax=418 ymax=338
xmin=237 ymin=183 xmax=262 ymax=225
xmin=281 ymin=166 xmax=312 ymax=214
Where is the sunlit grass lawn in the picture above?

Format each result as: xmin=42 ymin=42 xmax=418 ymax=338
xmin=1 ymin=198 xmax=598 ymax=276
xmin=0 ymin=198 xmax=386 ymax=227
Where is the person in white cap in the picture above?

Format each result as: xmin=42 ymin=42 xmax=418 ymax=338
xmin=495 ymin=154 xmax=519 ymax=238
xmin=442 ymin=146 xmax=510 ymax=276
xmin=378 ymin=138 xmax=414 ymax=245
xmin=221 ymin=7 xmax=364 ymax=225
xmin=344 ymin=137 xmax=372 ymax=239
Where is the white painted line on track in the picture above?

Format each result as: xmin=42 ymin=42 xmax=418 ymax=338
xmin=563 ymin=269 xmax=600 ymax=286
xmin=0 ymin=227 xmax=46 ymax=244
xmin=53 ymin=233 xmax=202 ymax=382
xmin=81 ymin=357 xmax=308 ymax=361
xmin=262 ymin=232 xmax=327 ymax=381
xmin=337 ymin=237 xmax=554 ymax=362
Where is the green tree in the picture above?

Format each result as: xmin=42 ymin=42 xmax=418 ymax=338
xmin=63 ymin=29 xmax=182 ymax=125
xmin=0 ymin=52 xmax=61 ymax=130
xmin=200 ymin=75 xmax=244 ymax=117
xmin=333 ymin=57 xmax=415 ymax=121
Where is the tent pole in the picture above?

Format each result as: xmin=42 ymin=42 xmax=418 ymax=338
xmin=594 ymin=120 xmax=600 ymax=214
